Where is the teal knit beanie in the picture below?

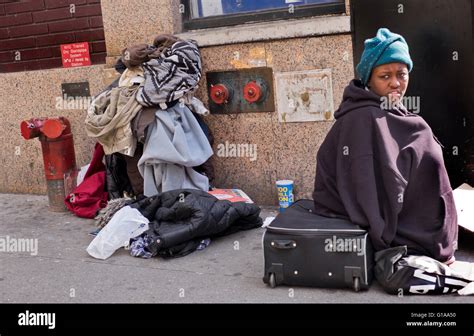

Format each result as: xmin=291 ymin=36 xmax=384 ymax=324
xmin=356 ymin=28 xmax=413 ymax=85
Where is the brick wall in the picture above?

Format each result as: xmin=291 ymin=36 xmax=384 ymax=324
xmin=0 ymin=0 xmax=106 ymax=73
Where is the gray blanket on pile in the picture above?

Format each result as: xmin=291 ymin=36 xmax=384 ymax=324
xmin=138 ymin=104 xmax=213 ymax=196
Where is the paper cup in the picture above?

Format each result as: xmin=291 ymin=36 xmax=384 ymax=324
xmin=276 ymin=180 xmax=294 ymax=212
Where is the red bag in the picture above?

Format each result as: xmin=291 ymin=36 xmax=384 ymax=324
xmin=65 ymin=143 xmax=108 ymax=218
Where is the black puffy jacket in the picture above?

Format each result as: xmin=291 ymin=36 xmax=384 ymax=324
xmin=130 ymin=189 xmax=262 ymax=257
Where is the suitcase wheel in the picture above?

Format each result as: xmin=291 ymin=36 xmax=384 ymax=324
xmin=268 ymin=273 xmax=277 ymax=288
xmin=353 ymin=277 xmax=361 ymax=292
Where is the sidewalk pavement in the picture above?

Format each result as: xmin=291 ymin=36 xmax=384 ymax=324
xmin=1 ymin=193 xmax=474 ymax=303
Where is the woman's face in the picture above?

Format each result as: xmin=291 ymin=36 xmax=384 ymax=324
xmin=368 ymin=63 xmax=409 ymax=102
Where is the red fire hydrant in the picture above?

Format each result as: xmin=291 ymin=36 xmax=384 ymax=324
xmin=20 ymin=117 xmax=77 ymax=212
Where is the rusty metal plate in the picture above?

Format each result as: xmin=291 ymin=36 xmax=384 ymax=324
xmin=61 ymin=82 xmax=90 ymax=98
xmin=207 ymin=70 xmax=240 ymax=114
xmin=206 ymin=67 xmax=275 ymax=114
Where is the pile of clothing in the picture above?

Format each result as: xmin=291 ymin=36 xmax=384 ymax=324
xmin=67 ymin=35 xmax=215 ymax=219
xmin=87 ymin=189 xmax=263 ymax=260
xmin=66 ymin=35 xmax=264 ymax=261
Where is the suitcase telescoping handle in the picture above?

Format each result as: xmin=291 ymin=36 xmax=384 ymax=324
xmin=271 ymin=240 xmax=297 ymax=249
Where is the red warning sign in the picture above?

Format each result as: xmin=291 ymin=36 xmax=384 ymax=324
xmin=60 ymin=42 xmax=91 ymax=68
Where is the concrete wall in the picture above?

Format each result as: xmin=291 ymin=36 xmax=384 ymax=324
xmin=198 ymin=35 xmax=353 ymax=204
xmin=0 ymin=65 xmax=104 ymax=194
xmin=0 ymin=0 xmax=354 ymax=205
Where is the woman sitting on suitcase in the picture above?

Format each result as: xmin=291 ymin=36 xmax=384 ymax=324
xmin=312 ymin=28 xmax=457 ymax=264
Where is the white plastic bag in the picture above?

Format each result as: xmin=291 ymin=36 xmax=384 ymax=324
xmin=87 ymin=206 xmax=149 ymax=260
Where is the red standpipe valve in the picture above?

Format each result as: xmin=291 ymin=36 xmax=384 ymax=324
xmin=20 ymin=117 xmax=76 ymax=212
xmin=210 ymin=83 xmax=231 ymax=105
xmin=243 ymin=80 xmax=265 ymax=104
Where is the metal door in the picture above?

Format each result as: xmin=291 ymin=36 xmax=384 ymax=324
xmin=351 ymin=0 xmax=474 ymax=187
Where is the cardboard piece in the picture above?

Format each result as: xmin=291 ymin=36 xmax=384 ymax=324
xmin=453 ymin=183 xmax=474 ymax=232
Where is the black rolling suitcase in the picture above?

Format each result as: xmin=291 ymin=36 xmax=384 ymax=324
xmin=263 ymin=200 xmax=374 ymax=291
